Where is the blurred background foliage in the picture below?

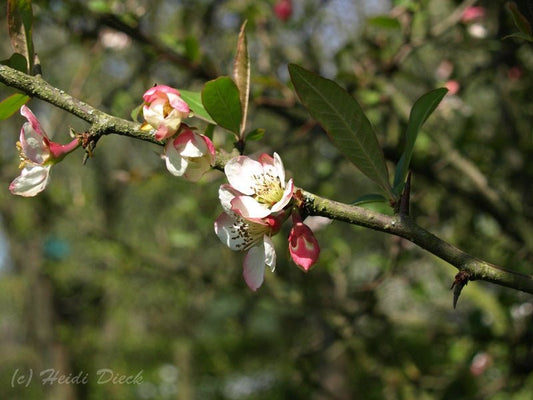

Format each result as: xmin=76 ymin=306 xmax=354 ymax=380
xmin=1 ymin=0 xmax=533 ymax=399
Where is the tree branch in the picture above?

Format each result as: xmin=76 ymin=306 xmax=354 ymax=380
xmin=2 ymin=65 xmax=532 ymax=296
xmin=299 ymin=188 xmax=533 ymax=295
xmin=0 ymin=65 xmax=160 ymax=145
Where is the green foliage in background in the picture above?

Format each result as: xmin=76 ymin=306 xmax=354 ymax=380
xmin=1 ymin=0 xmax=533 ymax=399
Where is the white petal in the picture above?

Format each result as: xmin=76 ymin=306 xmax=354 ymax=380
xmin=214 ymin=212 xmax=248 ymax=251
xmin=270 ymin=178 xmax=294 ymax=213
xmin=164 ymin=142 xmax=188 ymax=176
xmin=231 ymin=195 xmax=271 ymax=219
xmin=243 ymin=243 xmax=266 ymax=291
xmin=218 ymin=184 xmax=241 ymax=213
xmin=20 ymin=123 xmax=49 ymax=164
xmin=9 ymin=165 xmax=51 ymax=197
xmin=272 ymin=152 xmax=286 ymax=186
xmin=263 ymin=235 xmax=277 ymax=272
xmin=224 ymin=156 xmax=262 ymax=195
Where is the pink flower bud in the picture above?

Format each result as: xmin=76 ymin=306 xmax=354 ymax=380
xmin=142 ymin=85 xmax=190 ymax=141
xmin=289 ymin=213 xmax=320 ymax=271
xmin=274 ymin=0 xmax=293 ymax=22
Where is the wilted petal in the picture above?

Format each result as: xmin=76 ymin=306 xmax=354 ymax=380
xmin=9 ymin=164 xmax=51 ymax=197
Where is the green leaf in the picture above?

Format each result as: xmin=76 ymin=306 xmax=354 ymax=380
xmin=503 ymin=32 xmax=533 ymax=43
xmin=1 ymin=53 xmax=28 ymax=73
xmin=130 ymin=103 xmax=143 ymax=122
xmin=233 ymin=21 xmax=250 ymax=138
xmin=201 ymin=77 xmax=242 ymax=135
xmin=288 ymin=64 xmax=392 ymax=197
xmin=179 ymin=89 xmax=215 ymax=124
xmin=392 ymin=88 xmax=448 ymax=194
xmin=245 ymin=128 xmax=265 ymax=141
xmin=351 ymin=193 xmax=388 ymax=206
xmin=7 ymin=0 xmax=35 ymax=74
xmin=0 ymin=93 xmax=30 ymax=120
xmin=367 ymin=16 xmax=401 ymax=30
xmin=506 ymin=2 xmax=532 ymax=35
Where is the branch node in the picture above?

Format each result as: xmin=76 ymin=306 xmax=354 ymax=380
xmin=450 ymin=270 xmax=471 ymax=309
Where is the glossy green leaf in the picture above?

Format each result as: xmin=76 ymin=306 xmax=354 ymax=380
xmin=1 ymin=53 xmax=28 ymax=73
xmin=7 ymin=0 xmax=35 ymax=73
xmin=233 ymin=21 xmax=250 ymax=138
xmin=289 ymin=64 xmax=392 ymax=196
xmin=0 ymin=93 xmax=30 ymax=120
xmin=392 ymin=87 xmax=448 ymax=194
xmin=180 ymin=89 xmax=215 ymax=124
xmin=201 ymin=77 xmax=242 ymax=135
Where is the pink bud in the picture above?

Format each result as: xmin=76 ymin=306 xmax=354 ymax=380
xmin=461 ymin=6 xmax=486 ymax=23
xmin=274 ymin=0 xmax=293 ymax=22
xmin=289 ymin=213 xmax=320 ymax=271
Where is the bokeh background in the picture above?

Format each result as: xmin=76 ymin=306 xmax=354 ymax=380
xmin=1 ymin=0 xmax=533 ymax=399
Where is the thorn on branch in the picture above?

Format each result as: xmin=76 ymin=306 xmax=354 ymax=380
xmin=451 ymin=270 xmax=471 ymax=309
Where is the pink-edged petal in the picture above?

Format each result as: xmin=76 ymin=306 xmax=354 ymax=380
xmin=175 ymin=131 xmax=207 ymax=158
xmin=219 ymin=184 xmax=241 ymax=212
xmin=20 ymin=122 xmax=50 ymax=164
xmin=20 ymin=106 xmax=47 ymax=138
xmin=143 ymin=85 xmax=180 ymax=102
xmin=231 ymin=195 xmax=271 ymax=219
xmin=9 ymin=165 xmax=51 ymax=197
xmin=166 ymin=92 xmax=190 ymax=113
xmin=272 ymin=152 xmax=286 ymax=185
xmin=154 ymin=125 xmax=173 ymax=141
xmin=224 ymin=156 xmax=263 ymax=195
xmin=164 ymin=141 xmax=188 ymax=176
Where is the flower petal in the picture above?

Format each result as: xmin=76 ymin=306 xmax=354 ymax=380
xmin=9 ymin=164 xmax=51 ymax=197
xmin=218 ymin=184 xmax=241 ymax=212
xmin=224 ymin=156 xmax=263 ymax=195
xmin=231 ymin=195 xmax=272 ymax=219
xmin=214 ymin=212 xmax=249 ymax=251
xmin=164 ymin=139 xmax=188 ymax=176
xmin=243 ymin=242 xmax=266 ymax=291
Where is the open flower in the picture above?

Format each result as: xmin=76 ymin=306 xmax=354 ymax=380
xmin=288 ymin=211 xmax=320 ymax=271
xmin=163 ymin=128 xmax=215 ymax=181
xmin=215 ymin=184 xmax=287 ymax=291
xmin=142 ymin=85 xmax=190 ymax=141
xmin=9 ymin=106 xmax=80 ymax=197
xmin=224 ymin=152 xmax=294 ymax=219
xmin=214 ymin=211 xmax=282 ymax=291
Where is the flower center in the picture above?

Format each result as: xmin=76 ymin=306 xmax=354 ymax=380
xmin=252 ymin=172 xmax=284 ymax=206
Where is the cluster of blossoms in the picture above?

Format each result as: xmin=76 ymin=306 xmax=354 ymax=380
xmin=8 ymin=84 xmax=319 ymax=290
xmin=214 ymin=153 xmax=320 ymax=290
xmin=142 ymin=85 xmax=215 ymax=181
